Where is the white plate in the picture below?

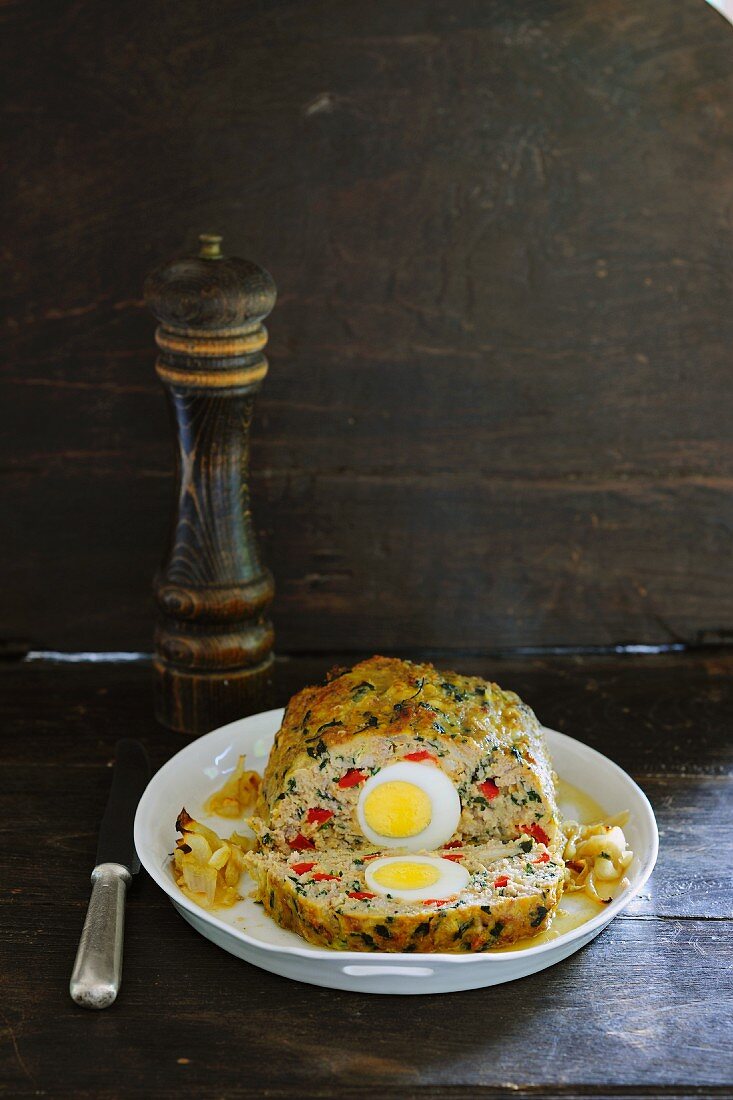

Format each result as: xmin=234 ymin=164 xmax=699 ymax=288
xmin=134 ymin=709 xmax=658 ymax=995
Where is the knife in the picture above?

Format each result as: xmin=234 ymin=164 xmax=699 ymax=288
xmin=70 ymin=738 xmax=150 ymax=1009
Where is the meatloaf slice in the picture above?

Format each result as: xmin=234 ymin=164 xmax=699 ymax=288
xmin=244 ymin=836 xmax=563 ymax=952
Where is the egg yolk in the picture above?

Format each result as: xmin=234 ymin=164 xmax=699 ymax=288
xmin=372 ymin=860 xmax=440 ymax=891
xmin=362 ymin=780 xmax=432 ymax=838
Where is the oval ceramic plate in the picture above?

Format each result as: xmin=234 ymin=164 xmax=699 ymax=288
xmin=134 ymin=709 xmax=658 ymax=994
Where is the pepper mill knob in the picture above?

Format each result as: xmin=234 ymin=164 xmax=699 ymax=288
xmin=144 ymin=235 xmax=276 ymax=734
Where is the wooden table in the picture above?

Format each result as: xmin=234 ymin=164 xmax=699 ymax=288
xmin=3 ymin=652 xmax=731 ymax=1098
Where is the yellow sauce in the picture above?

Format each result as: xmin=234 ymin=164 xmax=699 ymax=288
xmin=495 ymin=778 xmax=616 ymax=953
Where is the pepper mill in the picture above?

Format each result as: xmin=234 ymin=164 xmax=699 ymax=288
xmin=144 ymin=234 xmax=276 ymax=734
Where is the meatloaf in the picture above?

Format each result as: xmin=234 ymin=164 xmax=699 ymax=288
xmin=244 ymin=834 xmax=563 ymax=952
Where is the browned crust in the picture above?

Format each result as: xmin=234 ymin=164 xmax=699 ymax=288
xmin=261 ymin=655 xmax=542 ymax=811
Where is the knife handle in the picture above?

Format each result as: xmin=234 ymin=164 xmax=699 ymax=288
xmin=70 ymin=862 xmax=131 ymax=1009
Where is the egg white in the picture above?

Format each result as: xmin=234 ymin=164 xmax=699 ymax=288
xmin=364 ymin=854 xmax=470 ymax=902
xmin=356 ymin=760 xmax=462 ymax=850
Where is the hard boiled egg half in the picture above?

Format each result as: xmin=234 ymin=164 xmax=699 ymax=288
xmin=364 ymin=854 xmax=470 ymax=902
xmin=356 ymin=761 xmax=461 ymax=851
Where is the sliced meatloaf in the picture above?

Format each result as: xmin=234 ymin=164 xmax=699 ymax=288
xmin=256 ymin=656 xmax=561 ymax=856
xmin=244 ymin=836 xmax=563 ymax=952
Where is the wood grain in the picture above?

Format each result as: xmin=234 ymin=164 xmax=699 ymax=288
xmin=144 ymin=239 xmax=277 ymax=733
xmin=1 ymin=653 xmax=731 ymax=1097
xmin=2 ymin=0 xmax=733 ymax=652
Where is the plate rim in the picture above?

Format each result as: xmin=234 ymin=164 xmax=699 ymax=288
xmin=134 ymin=709 xmax=659 ymax=965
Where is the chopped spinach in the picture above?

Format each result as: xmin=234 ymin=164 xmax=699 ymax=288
xmin=454 ymin=919 xmax=473 ymax=940
xmin=441 ymin=681 xmax=467 ymax=703
xmin=351 ymin=681 xmax=375 ymax=702
xmin=530 ymin=906 xmax=548 ymax=928
xmin=317 ymin=720 xmax=341 ymax=735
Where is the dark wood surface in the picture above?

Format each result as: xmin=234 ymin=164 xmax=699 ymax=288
xmin=3 ymin=652 xmax=731 ymax=1097
xmin=3 ymin=0 xmax=733 ymax=654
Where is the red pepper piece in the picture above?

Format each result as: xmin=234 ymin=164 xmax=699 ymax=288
xmin=291 ymin=862 xmax=316 ymax=875
xmin=478 ymin=778 xmax=500 ymax=800
xmin=422 ymin=897 xmax=456 ymax=906
xmin=443 ymin=840 xmax=462 ymax=849
xmin=532 ymin=851 xmax=550 ymax=864
xmin=494 ymin=875 xmax=509 ymax=888
xmin=338 ymin=768 xmax=369 ymax=789
xmin=519 ymin=823 xmax=550 ymax=846
xmin=288 ymin=832 xmax=316 ymax=852
xmin=312 ymin=872 xmax=341 ymax=882
xmin=404 ymin=750 xmax=438 ymax=763
xmin=306 ymin=807 xmax=334 ymax=825
xmin=348 ymin=891 xmax=377 ymax=900
xmin=363 ymin=852 xmax=383 ymax=861
xmin=443 ymin=853 xmax=464 ymax=862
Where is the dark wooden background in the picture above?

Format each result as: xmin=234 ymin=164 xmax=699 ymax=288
xmin=3 ymin=7 xmax=733 ymax=1093
xmin=2 ymin=0 xmax=733 ymax=655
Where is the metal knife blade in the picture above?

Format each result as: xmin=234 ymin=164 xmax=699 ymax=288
xmin=95 ymin=738 xmax=150 ymax=872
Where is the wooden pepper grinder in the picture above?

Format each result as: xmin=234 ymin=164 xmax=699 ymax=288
xmin=144 ymin=234 xmax=276 ymax=734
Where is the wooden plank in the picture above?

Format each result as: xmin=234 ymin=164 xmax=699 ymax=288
xmin=5 ymin=336 xmax=733 ymax=485
xmin=1 ymin=911 xmax=730 ymax=1095
xmin=3 ymin=467 xmax=733 ymax=651
xmin=3 ymin=652 xmax=732 ymax=775
xmin=2 ymin=0 xmax=733 ymax=651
